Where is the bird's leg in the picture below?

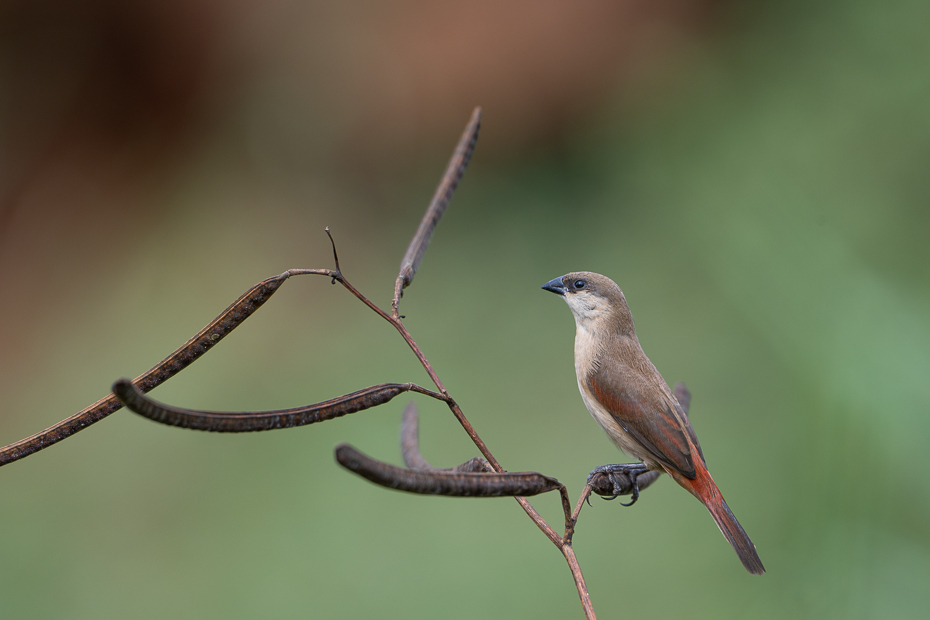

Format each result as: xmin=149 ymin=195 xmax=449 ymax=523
xmin=588 ymin=463 xmax=652 ymax=507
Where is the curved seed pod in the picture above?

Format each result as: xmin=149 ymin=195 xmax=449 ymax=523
xmin=400 ymin=402 xmax=433 ymax=470
xmin=113 ymin=380 xmax=438 ymax=433
xmin=335 ymin=443 xmax=563 ymax=498
xmin=132 ymin=272 xmax=302 ymax=393
xmin=0 ymin=271 xmax=309 ymax=466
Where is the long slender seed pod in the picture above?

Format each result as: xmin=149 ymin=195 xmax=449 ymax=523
xmin=0 ymin=271 xmax=325 ymax=466
xmin=113 ymin=380 xmax=445 ymax=433
xmin=393 ymin=107 xmax=481 ymax=311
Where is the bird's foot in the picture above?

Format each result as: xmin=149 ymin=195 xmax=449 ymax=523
xmin=587 ymin=463 xmax=652 ymax=507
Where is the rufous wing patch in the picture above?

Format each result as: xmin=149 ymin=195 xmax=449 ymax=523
xmin=587 ymin=371 xmax=696 ymax=479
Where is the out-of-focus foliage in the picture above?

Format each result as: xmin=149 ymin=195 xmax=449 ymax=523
xmin=1 ymin=0 xmax=927 ymax=618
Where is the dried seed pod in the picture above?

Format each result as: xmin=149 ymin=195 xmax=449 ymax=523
xmin=394 ymin=107 xmax=481 ymax=309
xmin=113 ymin=380 xmax=442 ymax=433
xmin=0 ymin=271 xmax=322 ymax=465
xmin=336 ymin=443 xmax=562 ymax=498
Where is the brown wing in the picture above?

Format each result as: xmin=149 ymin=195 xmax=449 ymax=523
xmin=588 ymin=365 xmax=697 ymax=479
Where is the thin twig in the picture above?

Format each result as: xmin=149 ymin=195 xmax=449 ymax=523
xmin=562 ymin=546 xmax=596 ymax=619
xmin=114 ymin=380 xmax=447 ymax=432
xmin=325 ymin=227 xmax=341 ymax=275
xmin=570 ymin=485 xmax=594 ymax=541
xmin=392 ymin=107 xmax=481 ymax=318
xmin=0 ymin=268 xmax=333 ymax=467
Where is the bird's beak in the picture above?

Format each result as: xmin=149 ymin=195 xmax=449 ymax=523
xmin=541 ymin=276 xmax=567 ymax=295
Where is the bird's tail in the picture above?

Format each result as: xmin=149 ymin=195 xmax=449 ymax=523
xmin=672 ymin=465 xmax=765 ymax=575
xmin=702 ymin=490 xmax=765 ymax=575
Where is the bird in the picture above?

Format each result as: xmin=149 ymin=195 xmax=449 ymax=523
xmin=542 ymin=271 xmax=765 ymax=575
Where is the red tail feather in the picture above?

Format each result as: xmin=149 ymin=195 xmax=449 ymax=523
xmin=671 ymin=465 xmax=765 ymax=575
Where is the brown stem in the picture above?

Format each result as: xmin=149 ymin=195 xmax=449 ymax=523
xmin=568 ymin=485 xmax=594 ymax=544
xmin=562 ymin=546 xmax=597 ymax=620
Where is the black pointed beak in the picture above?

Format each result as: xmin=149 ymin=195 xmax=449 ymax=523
xmin=541 ymin=276 xmax=567 ymax=295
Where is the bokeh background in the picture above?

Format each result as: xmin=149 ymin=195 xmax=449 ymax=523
xmin=1 ymin=1 xmax=928 ymax=618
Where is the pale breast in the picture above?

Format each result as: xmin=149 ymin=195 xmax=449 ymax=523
xmin=573 ymin=325 xmax=660 ymax=469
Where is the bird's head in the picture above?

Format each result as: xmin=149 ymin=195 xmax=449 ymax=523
xmin=541 ymin=271 xmax=634 ymax=334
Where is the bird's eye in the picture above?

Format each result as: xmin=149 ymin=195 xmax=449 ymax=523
xmin=573 ymin=279 xmax=586 ymax=290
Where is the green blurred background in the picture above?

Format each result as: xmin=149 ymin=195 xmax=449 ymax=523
xmin=1 ymin=1 xmax=928 ymax=618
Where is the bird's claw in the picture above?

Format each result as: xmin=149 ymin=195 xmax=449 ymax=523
xmin=587 ymin=463 xmax=651 ymax=507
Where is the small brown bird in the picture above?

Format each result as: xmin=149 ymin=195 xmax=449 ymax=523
xmin=543 ymin=271 xmax=764 ymax=575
